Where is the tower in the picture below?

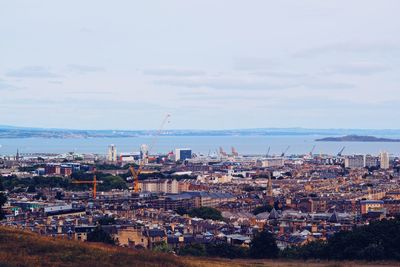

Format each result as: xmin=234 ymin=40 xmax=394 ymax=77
xmin=267 ymin=172 xmax=273 ymax=197
xmin=107 ymin=144 xmax=117 ymax=162
xmin=140 ymin=144 xmax=149 ymax=164
xmin=380 ymin=151 xmax=389 ymax=169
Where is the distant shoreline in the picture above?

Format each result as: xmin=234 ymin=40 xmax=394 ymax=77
xmin=316 ymin=135 xmax=400 ymax=142
xmin=2 ymin=126 xmax=400 ymax=139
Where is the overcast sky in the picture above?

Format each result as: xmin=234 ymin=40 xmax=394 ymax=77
xmin=0 ymin=1 xmax=399 ymax=130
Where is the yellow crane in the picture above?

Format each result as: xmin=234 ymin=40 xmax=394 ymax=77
xmin=72 ymin=167 xmax=102 ymax=198
xmin=130 ymin=114 xmax=171 ymax=193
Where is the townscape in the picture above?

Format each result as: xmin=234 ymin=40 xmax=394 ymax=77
xmin=1 ymin=143 xmax=399 ymax=254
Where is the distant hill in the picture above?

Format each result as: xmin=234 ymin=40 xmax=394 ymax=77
xmin=316 ymin=135 xmax=400 ymax=142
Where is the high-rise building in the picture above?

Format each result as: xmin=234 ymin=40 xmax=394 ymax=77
xmin=175 ymin=148 xmax=192 ymax=161
xmin=364 ymin=155 xmax=379 ymax=168
xmin=380 ymin=151 xmax=390 ymax=169
xmin=140 ymin=144 xmax=149 ymax=163
xmin=107 ymin=144 xmax=117 ymax=162
xmin=344 ymin=155 xmax=364 ymax=168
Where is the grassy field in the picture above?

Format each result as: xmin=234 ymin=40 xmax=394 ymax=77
xmin=0 ymin=227 xmax=398 ymax=267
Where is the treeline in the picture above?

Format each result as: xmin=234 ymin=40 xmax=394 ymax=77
xmin=174 ymin=218 xmax=400 ymax=261
xmin=177 ymin=230 xmax=278 ymax=259
xmin=0 ymin=174 xmax=127 ymax=192
xmin=176 ymin=207 xmax=223 ymax=221
xmin=282 ymin=217 xmax=400 ymax=261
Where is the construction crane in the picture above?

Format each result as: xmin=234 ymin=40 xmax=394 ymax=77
xmin=281 ymin=146 xmax=290 ymax=157
xmin=337 ymin=146 xmax=345 ymax=157
xmin=266 ymin=146 xmax=271 ymax=157
xmin=72 ymin=167 xmax=102 ymax=199
xmin=130 ymin=114 xmax=171 ymax=193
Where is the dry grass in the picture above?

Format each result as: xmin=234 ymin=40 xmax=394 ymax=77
xmin=182 ymin=257 xmax=400 ymax=267
xmin=0 ymin=227 xmax=184 ymax=267
xmin=0 ymin=227 xmax=399 ymax=267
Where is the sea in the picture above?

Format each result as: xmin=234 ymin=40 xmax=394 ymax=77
xmin=1 ymin=135 xmax=400 ymax=156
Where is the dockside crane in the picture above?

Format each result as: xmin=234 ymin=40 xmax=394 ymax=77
xmin=281 ymin=146 xmax=290 ymax=157
xmin=309 ymin=145 xmax=316 ymax=156
xmin=129 ymin=114 xmax=171 ymax=193
xmin=337 ymin=146 xmax=345 ymax=157
xmin=231 ymin=147 xmax=239 ymax=157
xmin=72 ymin=167 xmax=103 ymax=199
xmin=219 ymin=147 xmax=227 ymax=157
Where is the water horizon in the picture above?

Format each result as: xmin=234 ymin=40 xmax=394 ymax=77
xmin=1 ymin=135 xmax=400 ymax=157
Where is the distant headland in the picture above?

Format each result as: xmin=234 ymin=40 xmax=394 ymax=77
xmin=316 ymin=135 xmax=400 ymax=142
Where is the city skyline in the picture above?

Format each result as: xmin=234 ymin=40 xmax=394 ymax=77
xmin=1 ymin=1 xmax=399 ymax=130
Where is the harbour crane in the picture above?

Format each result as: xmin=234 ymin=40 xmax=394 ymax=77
xmin=231 ymin=147 xmax=239 ymax=157
xmin=337 ymin=146 xmax=345 ymax=157
xmin=281 ymin=146 xmax=290 ymax=157
xmin=309 ymin=145 xmax=316 ymax=156
xmin=219 ymin=147 xmax=227 ymax=157
xmin=72 ymin=167 xmax=103 ymax=199
xmin=129 ymin=114 xmax=171 ymax=193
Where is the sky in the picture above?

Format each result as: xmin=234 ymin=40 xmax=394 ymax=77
xmin=0 ymin=0 xmax=399 ymax=130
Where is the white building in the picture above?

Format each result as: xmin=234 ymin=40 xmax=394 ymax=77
xmin=256 ymin=158 xmax=284 ymax=168
xmin=119 ymin=152 xmax=138 ymax=163
xmin=344 ymin=155 xmax=364 ymax=168
xmin=175 ymin=148 xmax=192 ymax=161
xmin=380 ymin=151 xmax=390 ymax=169
xmin=140 ymin=144 xmax=149 ymax=163
xmin=107 ymin=144 xmax=117 ymax=162
xmin=139 ymin=179 xmax=179 ymax=193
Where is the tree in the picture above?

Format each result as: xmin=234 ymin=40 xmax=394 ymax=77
xmin=55 ymin=191 xmax=64 ymax=200
xmin=253 ymin=204 xmax=273 ymax=215
xmin=0 ymin=194 xmax=7 ymax=220
xmin=205 ymin=243 xmax=248 ymax=259
xmin=153 ymin=242 xmax=172 ymax=253
xmin=87 ymin=226 xmax=115 ymax=245
xmin=178 ymin=244 xmax=207 ymax=256
xmin=97 ymin=216 xmax=116 ymax=225
xmin=249 ymin=230 xmax=279 ymax=259
xmin=0 ymin=180 xmax=7 ymax=220
xmin=175 ymin=207 xmax=187 ymax=216
xmin=280 ymin=217 xmax=400 ymax=261
xmin=188 ymin=207 xmax=223 ymax=221
xmin=26 ymin=185 xmax=36 ymax=193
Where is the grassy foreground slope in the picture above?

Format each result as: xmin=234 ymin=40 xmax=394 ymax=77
xmin=0 ymin=227 xmax=398 ymax=267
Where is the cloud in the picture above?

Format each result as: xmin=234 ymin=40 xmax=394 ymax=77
xmin=250 ymin=70 xmax=307 ymax=78
xmin=155 ymin=76 xmax=296 ymax=91
xmin=67 ymin=64 xmax=105 ymax=74
xmin=154 ymin=70 xmax=354 ymax=92
xmin=293 ymin=42 xmax=400 ymax=59
xmin=48 ymin=80 xmax=63 ymax=85
xmin=234 ymin=57 xmax=279 ymax=70
xmin=142 ymin=67 xmax=205 ymax=77
xmin=79 ymin=27 xmax=94 ymax=33
xmin=322 ymin=61 xmax=392 ymax=76
xmin=0 ymin=79 xmax=20 ymax=90
xmin=300 ymin=80 xmax=355 ymax=90
xmin=6 ymin=66 xmax=59 ymax=78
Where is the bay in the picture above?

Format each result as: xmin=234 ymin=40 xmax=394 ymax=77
xmin=1 ymin=135 xmax=400 ymax=156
